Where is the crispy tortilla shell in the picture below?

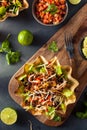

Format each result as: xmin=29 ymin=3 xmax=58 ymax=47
xmin=15 ymin=56 xmax=79 ymax=120
xmin=0 ymin=0 xmax=29 ymax=22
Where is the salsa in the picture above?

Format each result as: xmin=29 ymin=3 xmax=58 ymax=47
xmin=35 ymin=0 xmax=67 ymax=25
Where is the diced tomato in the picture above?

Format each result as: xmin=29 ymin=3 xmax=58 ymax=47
xmin=2 ymin=1 xmax=8 ymax=7
xmin=35 ymin=0 xmax=66 ymax=25
xmin=46 ymin=109 xmax=48 ymax=112
xmin=36 ymin=78 xmax=41 ymax=83
xmin=39 ymin=99 xmax=44 ymax=103
xmin=48 ymin=95 xmax=51 ymax=100
xmin=59 ymin=0 xmax=66 ymax=4
xmin=28 ymin=97 xmax=32 ymax=102
xmin=47 ymin=101 xmax=53 ymax=106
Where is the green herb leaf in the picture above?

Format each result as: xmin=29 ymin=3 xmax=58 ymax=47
xmin=0 ymin=34 xmax=21 ymax=65
xmin=1 ymin=41 xmax=11 ymax=53
xmin=40 ymin=67 xmax=46 ymax=73
xmin=48 ymin=41 xmax=58 ymax=52
xmin=46 ymin=106 xmax=55 ymax=118
xmin=62 ymin=68 xmax=68 ymax=79
xmin=16 ymin=0 xmax=22 ymax=7
xmin=44 ymin=4 xmax=58 ymax=15
xmin=76 ymin=111 xmax=87 ymax=119
xmin=0 ymin=48 xmax=3 ymax=52
xmin=46 ymin=106 xmax=61 ymax=121
xmin=60 ymin=103 xmax=66 ymax=113
xmin=53 ymin=114 xmax=61 ymax=121
xmin=54 ymin=65 xmax=62 ymax=75
xmin=28 ymin=65 xmax=38 ymax=74
xmin=83 ymin=101 xmax=87 ymax=107
xmin=75 ymin=92 xmax=87 ymax=119
xmin=63 ymin=88 xmax=73 ymax=97
xmin=6 ymin=51 xmax=20 ymax=65
xmin=0 ymin=34 xmax=11 ymax=53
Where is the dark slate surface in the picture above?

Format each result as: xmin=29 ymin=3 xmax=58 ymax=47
xmin=0 ymin=0 xmax=87 ymax=130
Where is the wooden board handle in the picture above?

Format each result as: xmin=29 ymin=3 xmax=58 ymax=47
xmin=70 ymin=58 xmax=78 ymax=79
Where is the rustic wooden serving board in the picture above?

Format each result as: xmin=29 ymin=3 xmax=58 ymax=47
xmin=8 ymin=4 xmax=87 ymax=126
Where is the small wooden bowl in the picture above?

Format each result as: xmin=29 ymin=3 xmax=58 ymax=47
xmin=32 ymin=0 xmax=68 ymax=26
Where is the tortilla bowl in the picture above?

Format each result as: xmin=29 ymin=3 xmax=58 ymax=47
xmin=0 ymin=0 xmax=29 ymax=22
xmin=8 ymin=56 xmax=79 ymax=126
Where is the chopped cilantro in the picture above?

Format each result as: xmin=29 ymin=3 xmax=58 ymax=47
xmin=44 ymin=4 xmax=58 ymax=15
xmin=40 ymin=67 xmax=46 ymax=73
xmin=48 ymin=41 xmax=58 ymax=52
xmin=0 ymin=34 xmax=21 ymax=65
xmin=54 ymin=65 xmax=62 ymax=75
xmin=46 ymin=106 xmax=61 ymax=121
xmin=0 ymin=34 xmax=11 ymax=53
xmin=6 ymin=51 xmax=20 ymax=65
xmin=53 ymin=114 xmax=61 ymax=121
xmin=63 ymin=88 xmax=73 ymax=97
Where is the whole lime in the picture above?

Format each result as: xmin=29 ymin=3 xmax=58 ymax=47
xmin=18 ymin=30 xmax=33 ymax=46
xmin=0 ymin=6 xmax=6 ymax=15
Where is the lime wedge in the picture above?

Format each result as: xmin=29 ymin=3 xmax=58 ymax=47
xmin=0 ymin=107 xmax=17 ymax=125
xmin=69 ymin=0 xmax=81 ymax=5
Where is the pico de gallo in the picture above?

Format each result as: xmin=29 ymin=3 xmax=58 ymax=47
xmin=15 ymin=56 xmax=77 ymax=121
xmin=35 ymin=0 xmax=67 ymax=25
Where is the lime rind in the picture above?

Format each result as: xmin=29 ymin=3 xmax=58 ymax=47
xmin=69 ymin=0 xmax=81 ymax=5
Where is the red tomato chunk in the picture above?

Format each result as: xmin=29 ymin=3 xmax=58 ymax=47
xmin=35 ymin=0 xmax=67 ymax=25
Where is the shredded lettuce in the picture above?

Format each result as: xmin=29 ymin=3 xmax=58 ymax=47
xmin=48 ymin=41 xmax=58 ymax=52
xmin=6 ymin=51 xmax=20 ymax=65
xmin=46 ymin=106 xmax=61 ymax=121
xmin=63 ymin=88 xmax=73 ymax=97
xmin=60 ymin=103 xmax=66 ymax=113
xmin=18 ymin=74 xmax=27 ymax=81
xmin=54 ymin=65 xmax=62 ymax=75
xmin=40 ymin=67 xmax=46 ymax=73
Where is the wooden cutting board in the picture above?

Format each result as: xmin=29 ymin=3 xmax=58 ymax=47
xmin=8 ymin=4 xmax=87 ymax=126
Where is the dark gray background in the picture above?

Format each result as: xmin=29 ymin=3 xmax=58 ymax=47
xmin=0 ymin=0 xmax=87 ymax=130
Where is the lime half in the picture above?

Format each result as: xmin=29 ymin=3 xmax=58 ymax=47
xmin=82 ymin=48 xmax=87 ymax=58
xmin=83 ymin=37 xmax=87 ymax=48
xmin=0 ymin=107 xmax=17 ymax=125
xmin=69 ymin=0 xmax=81 ymax=5
xmin=18 ymin=30 xmax=33 ymax=46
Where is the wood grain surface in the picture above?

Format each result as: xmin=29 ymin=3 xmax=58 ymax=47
xmin=8 ymin=4 xmax=87 ymax=126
